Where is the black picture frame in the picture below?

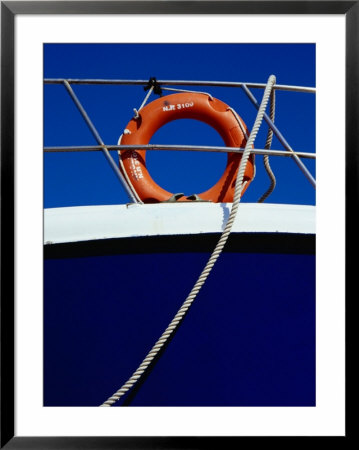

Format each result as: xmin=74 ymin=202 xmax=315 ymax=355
xmin=1 ymin=1 xmax=355 ymax=448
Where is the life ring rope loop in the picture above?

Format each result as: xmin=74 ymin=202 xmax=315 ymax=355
xmin=118 ymin=93 xmax=255 ymax=203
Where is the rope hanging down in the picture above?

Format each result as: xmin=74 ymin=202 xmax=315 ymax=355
xmin=133 ymin=77 xmax=162 ymax=119
xmin=258 ymin=89 xmax=277 ymax=202
xmin=100 ymin=74 xmax=277 ymax=407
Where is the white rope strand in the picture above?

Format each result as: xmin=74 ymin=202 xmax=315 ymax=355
xmin=100 ymin=74 xmax=277 ymax=407
xmin=258 ymin=89 xmax=277 ymax=202
xmin=133 ymin=85 xmax=154 ymax=119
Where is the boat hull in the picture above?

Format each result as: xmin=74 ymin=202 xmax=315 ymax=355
xmin=44 ymin=230 xmax=315 ymax=407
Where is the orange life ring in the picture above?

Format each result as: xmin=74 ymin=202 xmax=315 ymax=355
xmin=118 ymin=93 xmax=254 ymax=203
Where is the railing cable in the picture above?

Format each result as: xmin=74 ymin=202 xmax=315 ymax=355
xmin=62 ymin=80 xmax=140 ymax=203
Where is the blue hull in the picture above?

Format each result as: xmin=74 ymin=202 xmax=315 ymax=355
xmin=44 ymin=233 xmax=315 ymax=406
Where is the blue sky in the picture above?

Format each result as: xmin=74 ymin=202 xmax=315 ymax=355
xmin=44 ymin=43 xmax=315 ymax=207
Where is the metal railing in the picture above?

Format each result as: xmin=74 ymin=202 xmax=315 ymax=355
xmin=44 ymin=78 xmax=316 ymax=203
xmin=44 ymin=144 xmax=315 ymax=160
xmin=44 ymin=78 xmax=316 ymax=94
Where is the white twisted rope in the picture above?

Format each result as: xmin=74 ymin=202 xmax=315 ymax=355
xmin=258 ymin=89 xmax=277 ymax=203
xmin=133 ymin=85 xmax=154 ymax=119
xmin=100 ymin=74 xmax=277 ymax=407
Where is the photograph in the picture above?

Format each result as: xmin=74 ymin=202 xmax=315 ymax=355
xmin=43 ymin=43 xmax=316 ymax=408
